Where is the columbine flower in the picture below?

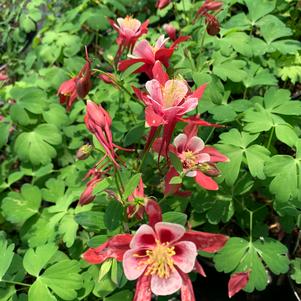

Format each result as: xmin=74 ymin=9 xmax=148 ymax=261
xmin=119 ymin=35 xmax=189 ymax=79
xmin=57 ymin=78 xmax=77 ymax=111
xmin=127 ymin=178 xmax=158 ymax=220
xmin=134 ymin=61 xmax=206 ymax=159
xmin=84 ymin=101 xmax=119 ymax=167
xmin=156 ymin=0 xmax=172 ymax=9
xmin=79 ymin=168 xmax=103 ymax=205
xmin=165 ymin=123 xmax=228 ymax=193
xmin=196 ymin=0 xmax=223 ymax=36
xmin=58 ymin=49 xmax=92 ymax=110
xmin=109 ymin=16 xmax=149 ymax=61
xmin=83 ymin=200 xmax=228 ymax=301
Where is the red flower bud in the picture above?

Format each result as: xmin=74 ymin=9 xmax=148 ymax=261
xmin=163 ymin=23 xmax=177 ymax=41
xmin=205 ymin=14 xmax=220 ymax=36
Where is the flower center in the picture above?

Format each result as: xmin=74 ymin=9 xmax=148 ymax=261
xmin=141 ymin=240 xmax=176 ymax=278
xmin=123 ymin=16 xmax=140 ymax=31
xmin=180 ymin=151 xmax=197 ymax=169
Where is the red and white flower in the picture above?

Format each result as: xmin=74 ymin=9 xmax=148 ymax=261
xmin=119 ymin=35 xmax=189 ymax=78
xmin=109 ymin=16 xmax=149 ymax=60
xmin=164 ymin=123 xmax=228 ymax=193
xmin=134 ymin=61 xmax=206 ymax=158
xmin=83 ymin=200 xmax=228 ymax=301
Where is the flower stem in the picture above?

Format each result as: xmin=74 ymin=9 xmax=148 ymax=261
xmin=249 ymin=210 xmax=253 ymax=243
xmin=266 ymin=127 xmax=275 ymax=150
xmin=0 ymin=279 xmax=30 ymax=287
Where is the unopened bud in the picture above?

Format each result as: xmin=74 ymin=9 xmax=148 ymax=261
xmin=200 ymin=163 xmax=220 ymax=176
xmin=76 ymin=144 xmax=93 ymax=160
xmin=205 ymin=14 xmax=220 ymax=36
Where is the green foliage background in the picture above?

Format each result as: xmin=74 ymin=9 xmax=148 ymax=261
xmin=0 ymin=0 xmax=301 ymax=300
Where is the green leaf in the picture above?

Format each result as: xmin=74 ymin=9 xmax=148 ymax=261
xmin=123 ymin=173 xmax=142 ymax=200
xmin=43 ymin=104 xmax=69 ymax=128
xmin=14 ymin=124 xmax=62 ymax=165
xmin=213 ymin=59 xmax=248 ymax=82
xmin=169 ymin=152 xmax=183 ymax=173
xmin=169 ymin=176 xmax=182 ymax=184
xmin=58 ymin=211 xmax=78 ymax=248
xmin=121 ymin=62 xmax=144 ymax=79
xmin=275 ymin=124 xmax=299 ymax=147
xmin=40 ymin=260 xmax=82 ymax=300
xmin=124 ymin=122 xmax=145 ymax=147
xmin=23 ymin=244 xmax=58 ymax=277
xmin=0 ymin=121 xmax=10 ymax=148
xmin=75 ymin=211 xmax=105 ymax=231
xmin=0 ymin=239 xmax=15 ymax=280
xmin=216 ymin=130 xmax=269 ymax=185
xmin=214 ymin=237 xmax=289 ymax=293
xmin=104 ymin=201 xmax=124 ymax=231
xmin=244 ymin=0 xmax=275 ymax=23
xmin=2 ymin=184 xmax=42 ymax=224
xmin=29 ymin=279 xmax=57 ymax=301
xmin=104 ymin=290 xmax=133 ymax=301
xmin=291 ymin=258 xmax=301 ymax=284
xmin=264 ymin=154 xmax=301 ymax=202
xmin=162 ymin=212 xmax=187 ymax=226
xmin=258 ymin=15 xmax=292 ymax=44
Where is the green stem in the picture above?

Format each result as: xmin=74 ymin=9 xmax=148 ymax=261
xmin=249 ymin=211 xmax=253 ymax=243
xmin=114 ymin=168 xmax=124 ymax=204
xmin=138 ymin=127 xmax=161 ymax=172
xmin=0 ymin=279 xmax=30 ymax=287
xmin=204 ymin=127 xmax=215 ymax=144
xmin=266 ymin=127 xmax=275 ymax=150
xmin=200 ymin=26 xmax=207 ymax=52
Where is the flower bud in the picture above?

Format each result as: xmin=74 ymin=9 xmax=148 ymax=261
xmin=200 ymin=163 xmax=220 ymax=176
xmin=163 ymin=23 xmax=177 ymax=41
xmin=76 ymin=144 xmax=93 ymax=160
xmin=205 ymin=14 xmax=220 ymax=36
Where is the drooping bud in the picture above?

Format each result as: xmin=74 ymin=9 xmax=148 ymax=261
xmin=99 ymin=73 xmax=117 ymax=85
xmin=156 ymin=0 xmax=171 ymax=9
xmin=76 ymin=144 xmax=93 ymax=160
xmin=205 ymin=14 xmax=220 ymax=36
xmin=200 ymin=162 xmax=220 ymax=176
xmin=163 ymin=23 xmax=177 ymax=41
xmin=76 ymin=47 xmax=92 ymax=99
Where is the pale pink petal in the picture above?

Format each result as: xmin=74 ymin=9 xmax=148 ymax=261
xmin=151 ymin=269 xmax=182 ymax=295
xmin=186 ymin=170 xmax=197 ymax=177
xmin=146 ymin=79 xmax=163 ymax=103
xmin=155 ymin=222 xmax=185 ymax=244
xmin=116 ymin=18 xmax=124 ymax=28
xmin=195 ymin=153 xmax=211 ymax=164
xmin=155 ymin=35 xmax=169 ymax=49
xmin=133 ymin=40 xmax=155 ymax=62
xmin=123 ymin=248 xmax=148 ymax=280
xmin=173 ymin=241 xmax=197 ymax=273
xmin=180 ymin=97 xmax=198 ymax=114
xmin=130 ymin=224 xmax=156 ymax=249
xmin=163 ymin=80 xmax=188 ymax=107
xmin=186 ymin=136 xmax=205 ymax=153
xmin=174 ymin=134 xmax=188 ymax=152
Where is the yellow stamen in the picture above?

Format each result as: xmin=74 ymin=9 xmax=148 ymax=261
xmin=181 ymin=151 xmax=197 ymax=169
xmin=134 ymin=240 xmax=176 ymax=279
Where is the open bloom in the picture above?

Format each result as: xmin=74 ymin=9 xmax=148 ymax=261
xmin=134 ymin=61 xmax=206 ymax=158
xmin=58 ymin=49 xmax=92 ymax=110
xmin=84 ymin=101 xmax=119 ymax=167
xmin=83 ymin=200 xmax=228 ymax=301
xmin=109 ymin=16 xmax=149 ymax=60
xmin=119 ymin=35 xmax=189 ymax=78
xmin=165 ymin=123 xmax=228 ymax=193
xmin=156 ymin=0 xmax=171 ymax=9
